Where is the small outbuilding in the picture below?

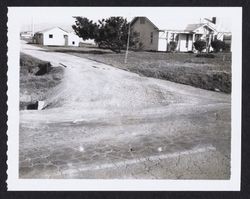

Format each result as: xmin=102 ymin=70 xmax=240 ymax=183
xmin=33 ymin=27 xmax=82 ymax=47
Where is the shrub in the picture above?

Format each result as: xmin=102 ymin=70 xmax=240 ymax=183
xmin=193 ymin=40 xmax=207 ymax=53
xmin=211 ymin=39 xmax=226 ymax=53
xmin=132 ymin=42 xmax=144 ymax=51
xmin=169 ymin=41 xmax=177 ymax=52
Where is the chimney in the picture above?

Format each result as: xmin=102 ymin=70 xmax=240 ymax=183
xmin=212 ymin=17 xmax=216 ymax=24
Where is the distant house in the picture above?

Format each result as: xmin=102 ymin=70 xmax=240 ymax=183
xmin=130 ymin=17 xmax=160 ymax=51
xmin=131 ymin=17 xmax=231 ymax=52
xmin=222 ymin=33 xmax=232 ymax=51
xmin=20 ymin=31 xmax=33 ymax=39
xmin=33 ymin=27 xmax=82 ymax=47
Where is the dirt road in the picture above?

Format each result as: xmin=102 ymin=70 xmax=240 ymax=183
xmin=19 ymin=42 xmax=231 ymax=179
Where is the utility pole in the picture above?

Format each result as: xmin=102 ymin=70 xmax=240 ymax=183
xmin=124 ymin=22 xmax=131 ymax=64
xmin=32 ymin=17 xmax=34 ymax=36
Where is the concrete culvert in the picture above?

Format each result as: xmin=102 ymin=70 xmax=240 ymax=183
xmin=26 ymin=101 xmax=45 ymax=110
xmin=26 ymin=101 xmax=39 ymax=110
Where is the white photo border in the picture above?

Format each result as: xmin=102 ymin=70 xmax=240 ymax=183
xmin=7 ymin=7 xmax=242 ymax=191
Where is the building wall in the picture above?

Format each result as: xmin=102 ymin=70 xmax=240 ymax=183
xmin=158 ymin=31 xmax=167 ymax=51
xmin=178 ymin=34 xmax=193 ymax=52
xmin=131 ymin=18 xmax=159 ymax=51
xmin=159 ymin=31 xmax=193 ymax=52
xmin=67 ymin=33 xmax=82 ymax=47
xmin=43 ymin=28 xmax=67 ymax=46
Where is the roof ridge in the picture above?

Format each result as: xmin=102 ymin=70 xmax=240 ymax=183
xmin=130 ymin=17 xmax=159 ymax=30
xmin=36 ymin=26 xmax=68 ymax=34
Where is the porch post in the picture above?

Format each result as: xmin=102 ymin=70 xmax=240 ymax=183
xmin=166 ymin=31 xmax=169 ymax=52
xmin=177 ymin=34 xmax=180 ymax=51
xmin=208 ymin=33 xmax=212 ymax=52
xmin=192 ymin=34 xmax=195 ymax=51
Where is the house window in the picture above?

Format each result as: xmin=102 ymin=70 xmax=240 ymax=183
xmin=186 ymin=34 xmax=189 ymax=48
xmin=72 ymin=41 xmax=75 ymax=45
xmin=49 ymin=34 xmax=53 ymax=38
xmin=140 ymin=18 xmax=145 ymax=24
xmin=150 ymin=32 xmax=153 ymax=44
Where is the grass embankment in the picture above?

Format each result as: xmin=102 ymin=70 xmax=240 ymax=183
xmin=43 ymin=45 xmax=231 ymax=93
xmin=20 ymin=53 xmax=64 ymax=109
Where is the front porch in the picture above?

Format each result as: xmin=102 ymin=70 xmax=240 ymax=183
xmin=159 ymin=23 xmax=218 ymax=53
xmin=168 ymin=33 xmax=214 ymax=53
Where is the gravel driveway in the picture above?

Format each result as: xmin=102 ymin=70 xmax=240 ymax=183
xmin=19 ymin=42 xmax=231 ymax=179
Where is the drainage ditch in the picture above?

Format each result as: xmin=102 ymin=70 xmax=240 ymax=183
xmin=20 ymin=53 xmax=64 ymax=110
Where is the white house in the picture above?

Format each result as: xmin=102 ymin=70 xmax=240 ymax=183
xmin=33 ymin=27 xmax=82 ymax=47
xmin=159 ymin=22 xmax=226 ymax=52
xmin=131 ymin=17 xmax=231 ymax=52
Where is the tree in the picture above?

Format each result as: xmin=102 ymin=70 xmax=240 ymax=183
xmin=96 ymin=17 xmax=139 ymax=53
xmin=193 ymin=40 xmax=207 ymax=53
xmin=72 ymin=17 xmax=98 ymax=40
xmin=211 ymin=39 xmax=226 ymax=53
xmin=72 ymin=17 xmax=139 ymax=53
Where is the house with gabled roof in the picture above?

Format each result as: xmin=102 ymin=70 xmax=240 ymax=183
xmin=163 ymin=22 xmax=221 ymax=52
xmin=33 ymin=27 xmax=82 ymax=47
xmin=130 ymin=17 xmax=160 ymax=51
xmin=131 ymin=17 xmax=231 ymax=52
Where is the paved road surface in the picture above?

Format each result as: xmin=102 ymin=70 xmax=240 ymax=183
xmin=19 ymin=42 xmax=231 ymax=179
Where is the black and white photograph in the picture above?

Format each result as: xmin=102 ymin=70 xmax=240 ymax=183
xmin=7 ymin=7 xmax=242 ymax=191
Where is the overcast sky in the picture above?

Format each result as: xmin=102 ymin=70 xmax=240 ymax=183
xmin=16 ymin=7 xmax=233 ymax=32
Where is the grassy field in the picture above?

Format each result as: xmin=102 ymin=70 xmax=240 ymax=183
xmin=40 ymin=45 xmax=231 ymax=93
xmin=20 ymin=53 xmax=64 ymax=109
